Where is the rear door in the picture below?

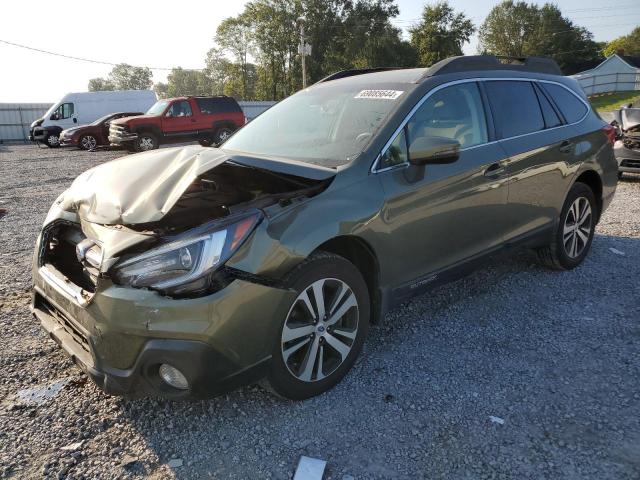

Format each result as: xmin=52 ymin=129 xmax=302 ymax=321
xmin=161 ymin=100 xmax=197 ymax=136
xmin=377 ymin=81 xmax=510 ymax=292
xmin=484 ymin=80 xmax=576 ymax=242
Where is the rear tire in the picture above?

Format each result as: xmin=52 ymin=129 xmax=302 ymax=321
xmin=537 ymin=182 xmax=597 ymax=270
xmin=214 ymin=127 xmax=234 ymax=144
xmin=266 ymin=252 xmax=370 ymax=400
xmin=44 ymin=133 xmax=60 ymax=148
xmin=135 ymin=132 xmax=158 ymax=152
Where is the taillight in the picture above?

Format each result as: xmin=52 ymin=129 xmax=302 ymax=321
xmin=602 ymin=125 xmax=616 ymax=145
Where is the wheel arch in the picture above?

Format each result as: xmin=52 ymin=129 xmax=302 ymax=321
xmin=314 ymin=235 xmax=382 ymax=324
xmin=574 ymin=169 xmax=603 ymax=222
xmin=131 ymin=124 xmax=162 ymax=139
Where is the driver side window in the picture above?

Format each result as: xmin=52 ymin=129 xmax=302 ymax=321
xmin=166 ymin=101 xmax=192 ymax=118
xmin=51 ymin=103 xmax=74 ymax=120
xmin=407 ymin=83 xmax=487 ymax=151
xmin=379 ymin=129 xmax=408 ymax=169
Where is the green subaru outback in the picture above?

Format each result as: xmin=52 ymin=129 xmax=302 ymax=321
xmin=32 ymin=56 xmax=617 ymax=399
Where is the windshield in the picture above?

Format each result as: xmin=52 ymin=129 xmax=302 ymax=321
xmin=90 ymin=113 xmax=116 ymax=126
xmin=146 ymin=100 xmax=169 ymax=116
xmin=223 ymin=83 xmax=407 ymax=167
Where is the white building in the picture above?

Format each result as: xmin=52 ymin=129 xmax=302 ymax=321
xmin=571 ymin=55 xmax=640 ymax=95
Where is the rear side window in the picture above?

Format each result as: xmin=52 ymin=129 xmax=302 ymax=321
xmin=196 ymin=97 xmax=242 ymax=114
xmin=534 ymin=85 xmax=562 ymax=128
xmin=485 ymin=81 xmax=544 ymax=139
xmin=542 ymin=83 xmax=587 ymax=124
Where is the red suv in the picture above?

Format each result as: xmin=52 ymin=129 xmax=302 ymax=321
xmin=108 ymin=96 xmax=245 ymax=152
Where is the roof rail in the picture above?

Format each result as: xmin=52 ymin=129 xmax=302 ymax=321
xmin=315 ymin=67 xmax=399 ymax=84
xmin=421 ymin=55 xmax=563 ymax=79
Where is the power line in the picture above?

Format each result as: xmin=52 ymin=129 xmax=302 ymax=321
xmin=1 ymin=17 xmax=637 ymax=71
xmin=0 ymin=39 xmax=204 ymax=71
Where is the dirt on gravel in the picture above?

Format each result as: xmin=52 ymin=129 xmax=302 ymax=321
xmin=0 ymin=144 xmax=639 ymax=479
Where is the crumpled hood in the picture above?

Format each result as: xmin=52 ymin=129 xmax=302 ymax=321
xmin=57 ymin=146 xmax=229 ymax=225
xmin=55 ymin=146 xmax=336 ymax=226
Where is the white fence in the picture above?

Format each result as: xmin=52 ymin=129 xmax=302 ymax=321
xmin=573 ymin=72 xmax=640 ymax=96
xmin=0 ymin=101 xmax=276 ymax=143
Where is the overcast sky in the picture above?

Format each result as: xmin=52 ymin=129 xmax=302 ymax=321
xmin=1 ymin=0 xmax=638 ymax=103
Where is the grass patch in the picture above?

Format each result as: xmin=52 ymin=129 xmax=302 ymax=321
xmin=589 ymin=91 xmax=640 ymax=112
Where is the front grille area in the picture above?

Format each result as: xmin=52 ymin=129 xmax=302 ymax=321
xmin=37 ymin=294 xmax=91 ymax=354
xmin=109 ymin=123 xmax=128 ymax=138
xmin=621 ymin=159 xmax=640 ymax=169
xmin=40 ymin=221 xmax=99 ymax=293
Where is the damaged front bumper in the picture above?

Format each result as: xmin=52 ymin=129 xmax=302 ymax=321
xmin=614 ymin=140 xmax=640 ymax=174
xmin=32 ymin=249 xmax=296 ymax=398
xmin=108 ymin=124 xmax=137 ymax=146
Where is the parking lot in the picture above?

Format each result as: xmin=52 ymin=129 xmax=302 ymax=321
xmin=0 ymin=144 xmax=639 ymax=479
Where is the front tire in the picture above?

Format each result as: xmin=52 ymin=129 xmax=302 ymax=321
xmin=267 ymin=252 xmax=370 ymax=400
xmin=80 ymin=135 xmax=97 ymax=151
xmin=537 ymin=182 xmax=597 ymax=270
xmin=135 ymin=132 xmax=158 ymax=152
xmin=44 ymin=133 xmax=60 ymax=148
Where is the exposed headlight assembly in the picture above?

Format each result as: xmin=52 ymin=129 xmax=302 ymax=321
xmin=112 ymin=212 xmax=261 ymax=295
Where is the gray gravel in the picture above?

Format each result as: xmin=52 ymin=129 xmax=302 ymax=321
xmin=1 ymin=144 xmax=639 ymax=479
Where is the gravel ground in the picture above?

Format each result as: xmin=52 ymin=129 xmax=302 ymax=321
xmin=0 ymin=144 xmax=639 ymax=480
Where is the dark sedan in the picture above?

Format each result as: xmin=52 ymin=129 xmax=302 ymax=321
xmin=59 ymin=112 xmax=142 ymax=150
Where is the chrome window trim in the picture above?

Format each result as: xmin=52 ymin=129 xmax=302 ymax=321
xmin=371 ymin=77 xmax=591 ymax=173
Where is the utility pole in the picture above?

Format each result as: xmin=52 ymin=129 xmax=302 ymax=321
xmin=297 ymin=16 xmax=311 ymax=89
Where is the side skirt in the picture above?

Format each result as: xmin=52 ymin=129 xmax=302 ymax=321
xmin=381 ymin=222 xmax=554 ymax=315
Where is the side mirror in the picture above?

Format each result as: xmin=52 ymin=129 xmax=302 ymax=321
xmin=409 ymin=136 xmax=460 ymax=165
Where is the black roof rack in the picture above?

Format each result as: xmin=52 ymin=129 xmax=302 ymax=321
xmin=422 ymin=55 xmax=562 ymax=79
xmin=316 ymin=67 xmax=400 ymax=84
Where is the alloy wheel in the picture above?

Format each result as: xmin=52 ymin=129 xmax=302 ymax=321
xmin=281 ymin=278 xmax=359 ymax=383
xmin=81 ymin=135 xmax=97 ymax=150
xmin=47 ymin=135 xmax=59 ymax=146
xmin=139 ymin=136 xmax=155 ymax=151
xmin=217 ymin=129 xmax=232 ymax=142
xmin=563 ymin=196 xmax=592 ymax=258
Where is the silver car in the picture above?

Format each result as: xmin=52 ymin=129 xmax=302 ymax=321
xmin=610 ymin=107 xmax=640 ymax=177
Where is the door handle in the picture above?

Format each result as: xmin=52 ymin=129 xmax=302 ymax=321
xmin=484 ymin=163 xmax=505 ymax=178
xmin=559 ymin=140 xmax=574 ymax=154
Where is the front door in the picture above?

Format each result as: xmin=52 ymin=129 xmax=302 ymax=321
xmin=49 ymin=102 xmax=76 ymax=130
xmin=377 ymin=82 xmax=510 ymax=292
xmin=161 ymin=100 xmax=197 ymax=136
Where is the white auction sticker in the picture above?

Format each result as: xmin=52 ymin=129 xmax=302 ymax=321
xmin=354 ymin=89 xmax=404 ymax=100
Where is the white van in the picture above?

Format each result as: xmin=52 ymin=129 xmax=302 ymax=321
xmin=29 ymin=90 xmax=157 ymax=147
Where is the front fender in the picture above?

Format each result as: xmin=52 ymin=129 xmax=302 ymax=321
xmin=225 ymin=176 xmax=384 ymax=279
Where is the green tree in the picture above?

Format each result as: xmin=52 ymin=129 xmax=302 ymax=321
xmin=215 ymin=15 xmax=253 ymax=98
xmin=478 ymin=1 xmax=539 ymax=57
xmin=88 ymin=77 xmax=115 ymax=91
xmin=157 ymin=68 xmax=214 ymax=97
xmin=478 ymin=1 xmax=601 ymax=73
xmin=603 ymin=27 xmax=640 ymax=57
xmin=410 ymin=1 xmax=475 ymax=66
xmin=88 ymin=63 xmax=153 ymax=91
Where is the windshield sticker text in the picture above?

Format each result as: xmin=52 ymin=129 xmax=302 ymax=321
xmin=354 ymin=90 xmax=404 ymax=100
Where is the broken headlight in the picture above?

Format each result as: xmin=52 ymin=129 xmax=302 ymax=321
xmin=112 ymin=213 xmax=261 ymax=293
